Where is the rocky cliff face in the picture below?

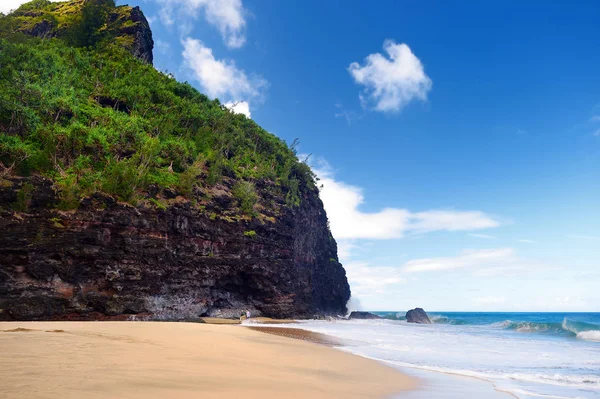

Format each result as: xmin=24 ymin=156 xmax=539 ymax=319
xmin=0 ymin=0 xmax=349 ymax=321
xmin=111 ymin=5 xmax=154 ymax=64
xmin=0 ymin=176 xmax=350 ymax=320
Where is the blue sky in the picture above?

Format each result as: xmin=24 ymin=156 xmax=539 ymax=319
xmin=6 ymin=0 xmax=599 ymax=311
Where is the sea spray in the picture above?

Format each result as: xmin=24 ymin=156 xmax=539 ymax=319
xmin=345 ymin=296 xmax=363 ymax=317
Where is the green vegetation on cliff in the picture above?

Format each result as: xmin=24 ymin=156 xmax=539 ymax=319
xmin=0 ymin=0 xmax=315 ymax=212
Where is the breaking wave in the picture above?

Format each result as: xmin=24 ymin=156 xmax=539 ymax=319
xmin=489 ymin=318 xmax=600 ymax=341
xmin=372 ymin=312 xmax=600 ymax=342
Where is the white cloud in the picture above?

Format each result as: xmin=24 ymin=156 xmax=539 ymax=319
xmin=316 ymin=167 xmax=500 ymax=240
xmin=476 ymin=296 xmax=506 ymax=304
xmin=157 ymin=0 xmax=246 ymax=48
xmin=593 ymin=129 xmax=600 ymax=137
xmin=348 ymin=40 xmax=432 ymax=113
xmin=337 ymin=240 xmax=358 ymax=260
xmin=1 ymin=0 xmax=60 ymax=14
xmin=401 ymin=248 xmax=554 ymax=277
xmin=224 ymin=101 xmax=251 ymax=118
xmin=590 ymin=115 xmax=600 ymax=122
xmin=409 ymin=210 xmax=499 ymax=233
xmin=403 ymin=248 xmax=515 ymax=273
xmin=182 ymin=38 xmax=266 ymax=108
xmin=469 ymin=233 xmax=497 ymax=239
xmin=344 ymin=261 xmax=406 ymax=297
xmin=568 ymin=234 xmax=600 ymax=240
xmin=517 ymin=239 xmax=535 ymax=243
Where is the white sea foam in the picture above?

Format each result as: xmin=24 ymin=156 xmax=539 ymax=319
xmin=577 ymin=330 xmax=600 ymax=342
xmin=262 ymin=318 xmax=600 ymax=399
xmin=505 ymin=389 xmax=589 ymax=399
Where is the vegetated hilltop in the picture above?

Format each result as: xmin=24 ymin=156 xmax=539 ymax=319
xmin=0 ymin=0 xmax=350 ymax=321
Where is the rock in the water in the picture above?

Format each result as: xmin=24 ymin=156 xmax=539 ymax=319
xmin=405 ymin=308 xmax=431 ymax=324
xmin=348 ymin=311 xmax=381 ymax=320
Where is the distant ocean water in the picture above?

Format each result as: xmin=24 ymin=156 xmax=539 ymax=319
xmin=273 ymin=312 xmax=600 ymax=399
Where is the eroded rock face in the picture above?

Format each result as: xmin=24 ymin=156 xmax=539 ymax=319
xmin=348 ymin=311 xmax=381 ymax=320
xmin=0 ymin=176 xmax=350 ymax=321
xmin=115 ymin=6 xmax=154 ymax=64
xmin=405 ymin=308 xmax=431 ymax=324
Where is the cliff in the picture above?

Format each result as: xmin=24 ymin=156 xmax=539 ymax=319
xmin=0 ymin=1 xmax=350 ymax=320
xmin=0 ymin=175 xmax=349 ymax=320
xmin=1 ymin=0 xmax=154 ymax=63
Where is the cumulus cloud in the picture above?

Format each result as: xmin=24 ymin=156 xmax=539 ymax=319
xmin=224 ymin=101 xmax=251 ymax=118
xmin=157 ymin=0 xmax=246 ymax=48
xmin=0 ymin=0 xmax=60 ymax=14
xmin=182 ymin=38 xmax=266 ymax=110
xmin=316 ymin=167 xmax=500 ymax=240
xmin=348 ymin=40 xmax=432 ymax=113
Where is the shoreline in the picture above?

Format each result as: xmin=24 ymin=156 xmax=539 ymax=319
xmin=245 ymin=326 xmax=344 ymax=345
xmin=246 ymin=322 xmax=515 ymax=399
xmin=0 ymin=321 xmax=416 ymax=398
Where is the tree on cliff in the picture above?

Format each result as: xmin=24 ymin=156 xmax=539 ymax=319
xmin=65 ymin=0 xmax=116 ymax=48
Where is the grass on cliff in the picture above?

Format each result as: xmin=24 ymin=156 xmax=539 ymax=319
xmin=0 ymin=0 xmax=315 ymax=210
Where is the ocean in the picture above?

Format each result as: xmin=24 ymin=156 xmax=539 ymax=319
xmin=258 ymin=312 xmax=600 ymax=399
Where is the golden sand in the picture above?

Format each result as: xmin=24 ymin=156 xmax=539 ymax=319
xmin=0 ymin=321 xmax=415 ymax=399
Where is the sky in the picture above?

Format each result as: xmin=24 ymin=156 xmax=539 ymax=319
xmin=5 ymin=0 xmax=600 ymax=311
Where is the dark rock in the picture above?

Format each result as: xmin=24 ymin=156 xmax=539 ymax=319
xmin=22 ymin=19 xmax=55 ymax=38
xmin=117 ymin=6 xmax=154 ymax=64
xmin=0 ymin=176 xmax=350 ymax=321
xmin=348 ymin=311 xmax=381 ymax=320
xmin=405 ymin=308 xmax=431 ymax=324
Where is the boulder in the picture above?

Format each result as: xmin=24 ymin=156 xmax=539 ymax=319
xmin=348 ymin=311 xmax=381 ymax=320
xmin=405 ymin=308 xmax=431 ymax=324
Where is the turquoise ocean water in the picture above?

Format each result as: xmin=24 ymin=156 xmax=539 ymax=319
xmin=260 ymin=312 xmax=600 ymax=398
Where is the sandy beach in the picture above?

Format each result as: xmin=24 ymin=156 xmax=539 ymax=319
xmin=0 ymin=322 xmax=415 ymax=399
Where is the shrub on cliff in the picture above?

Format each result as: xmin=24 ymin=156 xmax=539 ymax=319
xmin=232 ymin=181 xmax=258 ymax=215
xmin=64 ymin=0 xmax=117 ymax=48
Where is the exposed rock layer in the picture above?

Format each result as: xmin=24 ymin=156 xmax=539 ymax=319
xmin=0 ymin=176 xmax=350 ymax=320
xmin=114 ymin=6 xmax=154 ymax=64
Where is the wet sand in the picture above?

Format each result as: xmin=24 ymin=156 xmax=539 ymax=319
xmin=246 ymin=326 xmax=343 ymax=345
xmin=0 ymin=321 xmax=415 ymax=398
